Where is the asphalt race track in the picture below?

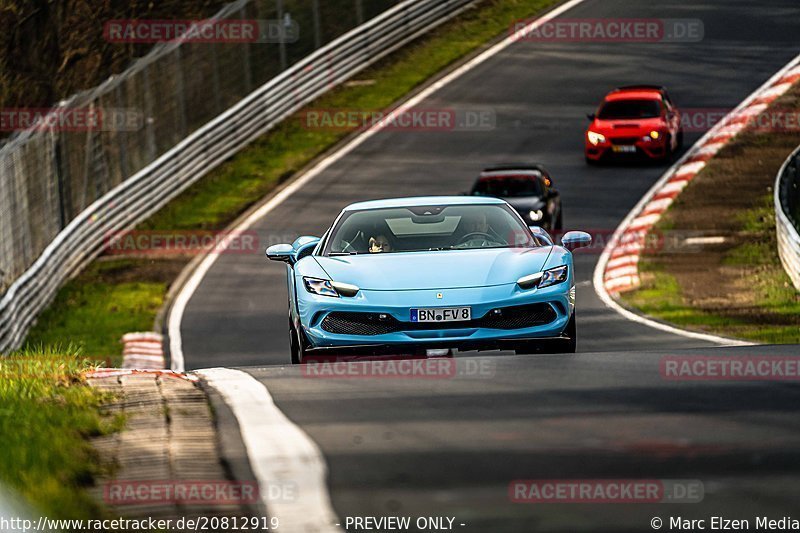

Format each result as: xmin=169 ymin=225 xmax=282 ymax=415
xmin=244 ymin=344 xmax=800 ymax=532
xmin=177 ymin=0 xmax=800 ymax=530
xmin=181 ymin=0 xmax=799 ymax=368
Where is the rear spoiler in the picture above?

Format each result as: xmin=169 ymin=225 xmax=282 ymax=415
xmin=481 ymin=162 xmax=546 ymax=173
xmin=613 ymin=84 xmax=666 ymax=92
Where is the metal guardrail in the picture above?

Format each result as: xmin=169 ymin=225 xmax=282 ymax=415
xmin=0 ymin=0 xmax=475 ymax=353
xmin=775 ymin=144 xmax=800 ymax=291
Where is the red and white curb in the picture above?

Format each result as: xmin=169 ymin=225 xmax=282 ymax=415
xmin=121 ymin=332 xmax=166 ymax=370
xmin=592 ymin=54 xmax=800 ymax=346
xmin=86 ymin=368 xmax=198 ymax=382
xmin=600 ymin=60 xmax=800 ymax=296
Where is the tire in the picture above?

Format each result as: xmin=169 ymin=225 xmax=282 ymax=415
xmin=514 ymin=311 xmax=576 ymax=355
xmin=663 ymin=135 xmax=673 ymax=163
xmin=554 ymin=210 xmax=563 ymax=231
xmin=677 ymin=129 xmax=684 ymax=150
xmin=289 ymin=316 xmax=306 ymax=365
xmin=585 ymin=155 xmax=599 ymax=166
xmin=551 ymin=311 xmax=577 ymax=353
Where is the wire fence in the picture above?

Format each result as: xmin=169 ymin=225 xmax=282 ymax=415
xmin=0 ymin=0 xmax=476 ymax=352
xmin=0 ymin=0 xmax=404 ymax=294
xmin=775 ymin=144 xmax=800 ymax=291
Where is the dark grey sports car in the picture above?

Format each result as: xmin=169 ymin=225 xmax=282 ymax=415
xmin=469 ymin=164 xmax=563 ymax=231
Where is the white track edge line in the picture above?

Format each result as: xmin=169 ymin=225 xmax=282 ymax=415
xmin=592 ymin=52 xmax=800 ymax=348
xmin=197 ymin=368 xmax=341 ymax=532
xmin=167 ymin=0 xmax=589 ymax=372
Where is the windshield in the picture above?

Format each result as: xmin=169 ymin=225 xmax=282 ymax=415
xmin=325 ymin=204 xmax=536 ymax=255
xmin=472 ymin=174 xmax=543 ymax=198
xmin=598 ymin=98 xmax=661 ymax=119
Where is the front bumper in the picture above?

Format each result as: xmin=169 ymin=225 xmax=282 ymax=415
xmin=302 ymin=336 xmax=568 ymax=356
xmin=296 ymin=281 xmax=574 ymax=350
xmin=585 ymin=137 xmax=668 ymax=161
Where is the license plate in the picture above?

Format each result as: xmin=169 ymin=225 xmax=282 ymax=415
xmin=410 ymin=307 xmax=471 ymax=322
xmin=612 ymin=145 xmax=636 ymax=153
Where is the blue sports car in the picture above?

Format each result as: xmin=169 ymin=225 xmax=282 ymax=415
xmin=266 ymin=196 xmax=591 ymax=363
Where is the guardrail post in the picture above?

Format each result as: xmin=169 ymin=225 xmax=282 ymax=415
xmin=240 ymin=6 xmax=253 ymax=93
xmin=115 ymin=85 xmax=131 ymax=183
xmin=312 ymin=0 xmax=322 ymax=48
xmin=142 ymin=68 xmax=157 ymax=163
xmin=355 ymin=0 xmax=364 ymax=24
xmin=209 ymin=43 xmax=223 ymax=115
xmin=51 ymin=132 xmax=69 ymax=230
xmin=174 ymin=47 xmax=189 ymax=137
xmin=276 ymin=0 xmax=288 ymax=71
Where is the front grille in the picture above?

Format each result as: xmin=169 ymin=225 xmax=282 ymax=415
xmin=320 ymin=303 xmax=557 ymax=336
xmin=320 ymin=312 xmax=398 ymax=336
xmin=479 ymin=304 xmax=557 ymax=329
xmin=610 ymin=137 xmax=639 ymax=145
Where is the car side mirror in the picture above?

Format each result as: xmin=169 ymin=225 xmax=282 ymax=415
xmin=561 ymin=231 xmax=592 ymax=251
xmin=529 ymin=226 xmax=554 ymax=245
xmin=586 ymin=113 xmax=596 ymax=121
xmin=266 ymin=243 xmax=295 ymax=263
xmin=294 ymin=240 xmax=319 ymax=262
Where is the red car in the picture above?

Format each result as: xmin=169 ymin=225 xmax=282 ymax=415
xmin=584 ymin=85 xmax=683 ymax=164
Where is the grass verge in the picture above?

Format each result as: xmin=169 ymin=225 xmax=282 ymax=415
xmin=621 ymin=85 xmax=800 ymax=343
xmin=23 ymin=0 xmax=562 ymax=363
xmin=0 ymin=346 xmax=121 ymax=518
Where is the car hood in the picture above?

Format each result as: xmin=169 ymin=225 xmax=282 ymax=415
xmin=314 ymin=247 xmax=553 ymax=290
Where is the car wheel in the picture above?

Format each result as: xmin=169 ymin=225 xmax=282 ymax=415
xmin=550 ymin=311 xmax=577 ymax=353
xmin=585 ymin=155 xmax=599 ymax=166
xmin=289 ymin=316 xmax=306 ymax=365
xmin=289 ymin=316 xmax=301 ymax=364
xmin=677 ymin=129 xmax=684 ymax=150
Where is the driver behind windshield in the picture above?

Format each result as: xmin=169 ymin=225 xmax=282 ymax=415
xmin=456 ymin=211 xmax=503 ymax=248
xmin=368 ymin=234 xmax=392 ymax=253
xmin=327 ymin=204 xmax=535 ymax=255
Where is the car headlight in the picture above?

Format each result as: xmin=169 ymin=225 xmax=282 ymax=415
xmin=331 ymin=281 xmax=360 ymax=297
xmin=587 ymin=130 xmax=606 ymax=145
xmin=539 ymin=265 xmax=569 ymax=288
xmin=303 ymin=277 xmax=360 ymax=297
xmin=649 ymin=130 xmax=661 ymax=140
xmin=529 ymin=209 xmax=544 ymax=222
xmin=303 ymin=277 xmax=339 ymax=297
xmin=516 ymin=265 xmax=569 ymax=290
